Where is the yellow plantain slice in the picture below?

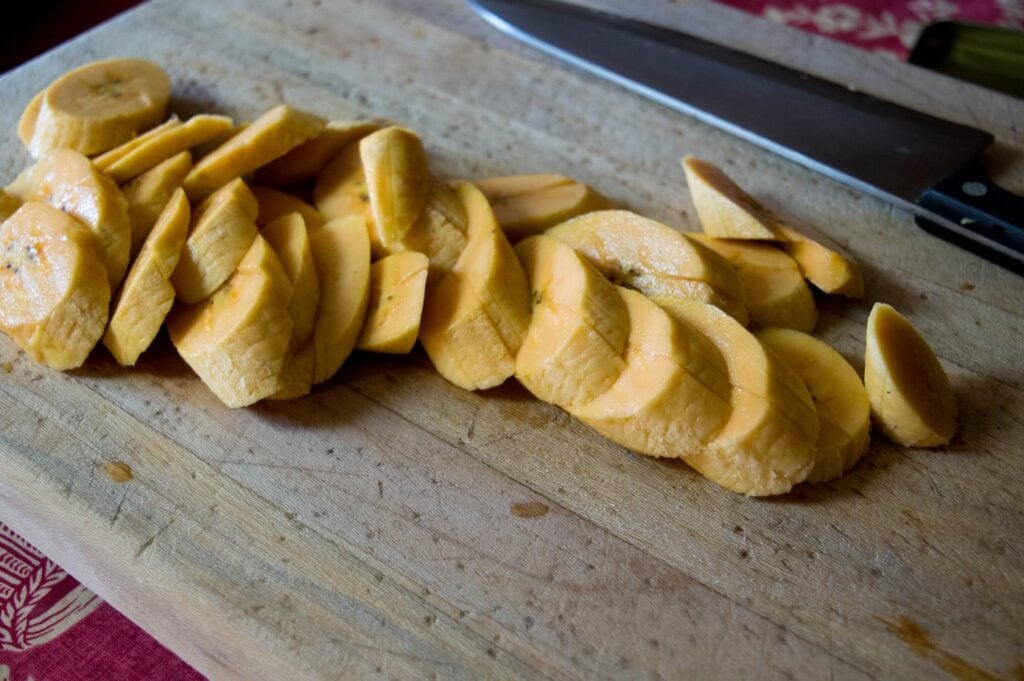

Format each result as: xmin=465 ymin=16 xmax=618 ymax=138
xmin=263 ymin=213 xmax=320 ymax=351
xmin=356 ymin=251 xmax=430 ymax=354
xmin=169 ymin=235 xmax=294 ymax=407
xmin=0 ymin=189 xmax=20 ymax=223
xmin=27 ymin=58 xmax=172 ymax=158
xmin=360 ymin=126 xmax=430 ymax=247
xmin=103 ymin=189 xmax=190 ymax=366
xmin=864 ymin=303 xmax=956 ymax=447
xmin=0 ymin=202 xmax=110 ymax=369
xmin=91 ymin=117 xmax=181 ymax=167
xmin=757 ymin=328 xmax=871 ymax=483
xmin=122 ymin=150 xmax=192 ymax=256
xmin=253 ymin=186 xmax=325 ymax=230
xmin=309 ymin=216 xmax=371 ymax=384
xmin=473 ymin=173 xmax=613 ymax=242
xmin=269 ymin=340 xmax=316 ymax=401
xmin=8 ymin=148 xmax=131 ymax=289
xmin=98 ymin=114 xmax=234 ymax=183
xmin=256 ymin=120 xmax=379 ymax=186
xmin=171 ymin=178 xmax=259 ymax=304
xmin=17 ymin=90 xmax=45 ymax=149
xmin=183 ymin=104 xmax=325 ymax=199
xmin=683 ymin=155 xmax=781 ymax=240
xmin=774 ymin=224 xmax=864 ymax=298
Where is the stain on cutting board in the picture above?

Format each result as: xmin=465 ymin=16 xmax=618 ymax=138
xmin=884 ymin=616 xmax=1019 ymax=681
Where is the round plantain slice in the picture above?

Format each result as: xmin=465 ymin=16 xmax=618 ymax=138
xmin=103 ymin=189 xmax=190 ymax=366
xmin=27 ymin=58 xmax=171 ymax=158
xmin=757 ymin=327 xmax=871 ymax=483
xmin=0 ymin=202 xmax=111 ymax=369
xmin=864 ymin=303 xmax=956 ymax=447
xmin=168 ymin=235 xmax=294 ymax=408
xmin=7 ymin=148 xmax=131 ymax=289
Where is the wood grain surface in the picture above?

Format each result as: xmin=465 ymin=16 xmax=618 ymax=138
xmin=1 ymin=1 xmax=1023 ymax=679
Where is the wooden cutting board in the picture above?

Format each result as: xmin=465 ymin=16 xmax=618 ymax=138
xmin=1 ymin=1 xmax=1023 ymax=678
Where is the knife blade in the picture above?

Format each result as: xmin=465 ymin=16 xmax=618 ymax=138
xmin=467 ymin=0 xmax=1024 ymax=273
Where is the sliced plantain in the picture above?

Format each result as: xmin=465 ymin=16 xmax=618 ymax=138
xmin=253 ymin=186 xmax=325 ymax=230
xmin=91 ymin=116 xmax=181 ymax=167
xmin=183 ymin=104 xmax=325 ymax=199
xmin=0 ymin=189 xmax=20 ymax=223
xmin=309 ymin=216 xmax=371 ymax=384
xmin=360 ymin=126 xmax=430 ymax=247
xmin=263 ymin=212 xmax=320 ymax=351
xmin=313 ymin=142 xmax=374 ymax=240
xmin=171 ymin=178 xmax=259 ymax=304
xmin=514 ymin=235 xmax=629 ymax=409
xmin=668 ymin=300 xmax=819 ymax=496
xmin=270 ymin=340 xmax=316 ymax=401
xmin=0 ymin=202 xmax=110 ymax=369
xmin=384 ymin=179 xmax=468 ymax=281
xmin=864 ymin=303 xmax=956 ymax=447
xmin=8 ymin=148 xmax=131 ymax=288
xmin=97 ymin=114 xmax=234 ymax=183
xmin=103 ymin=189 xmax=190 ymax=366
xmin=357 ymin=251 xmax=429 ymax=354
xmin=757 ymin=328 xmax=870 ymax=482
xmin=547 ymin=210 xmax=748 ymax=324
xmin=419 ymin=182 xmax=532 ymax=391
xmin=683 ymin=155 xmax=781 ymax=240
xmin=122 ymin=150 xmax=192 ymax=256
xmin=775 ymin=224 xmax=864 ymax=298
xmin=27 ymin=58 xmax=172 ymax=158
xmin=473 ymin=173 xmax=613 ymax=242
xmin=17 ymin=90 xmax=44 ymax=149
xmin=256 ymin=120 xmax=379 ymax=186
xmin=692 ymin=235 xmax=817 ymax=332
xmin=168 ymin=235 xmax=294 ymax=407
xmin=572 ymin=287 xmax=732 ymax=458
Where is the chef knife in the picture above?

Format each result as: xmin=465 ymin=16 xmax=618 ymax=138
xmin=467 ymin=0 xmax=1024 ymax=274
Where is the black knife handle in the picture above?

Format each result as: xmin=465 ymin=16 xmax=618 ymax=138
xmin=915 ymin=158 xmax=1024 ymax=274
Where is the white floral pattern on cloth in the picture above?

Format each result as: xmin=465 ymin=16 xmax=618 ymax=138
xmin=0 ymin=526 xmax=100 ymax=653
xmin=717 ymin=0 xmax=1024 ymax=56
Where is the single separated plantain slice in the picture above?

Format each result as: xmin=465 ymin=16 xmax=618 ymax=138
xmin=309 ymin=216 xmax=371 ymax=384
xmin=263 ymin=212 xmax=320 ymax=351
xmin=171 ymin=178 xmax=259 ymax=304
xmin=514 ymin=235 xmax=629 ymax=409
xmin=357 ymin=251 xmax=430 ymax=354
xmin=0 ymin=202 xmax=110 ymax=369
xmin=27 ymin=58 xmax=172 ymax=158
xmin=473 ymin=173 xmax=613 ymax=242
xmin=668 ymin=300 xmax=819 ymax=496
xmin=256 ymin=120 xmax=379 ymax=186
xmin=683 ymin=155 xmax=780 ymax=240
xmin=183 ymin=104 xmax=325 ymax=199
xmin=169 ymin=235 xmax=294 ymax=407
xmin=757 ymin=328 xmax=870 ymax=482
xmin=103 ymin=189 xmax=190 ymax=366
xmin=8 ymin=148 xmax=131 ymax=289
xmin=571 ymin=287 xmax=732 ymax=458
xmin=98 ymin=114 xmax=234 ymax=183
xmin=547 ymin=210 xmax=748 ymax=324
xmin=864 ymin=303 xmax=956 ymax=447
xmin=775 ymin=224 xmax=864 ymax=298
xmin=122 ymin=150 xmax=192 ymax=256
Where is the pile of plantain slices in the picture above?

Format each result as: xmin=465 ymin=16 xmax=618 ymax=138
xmin=0 ymin=58 xmax=957 ymax=496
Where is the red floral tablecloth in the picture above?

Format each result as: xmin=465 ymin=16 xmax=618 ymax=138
xmin=2 ymin=1 xmax=1022 ymax=680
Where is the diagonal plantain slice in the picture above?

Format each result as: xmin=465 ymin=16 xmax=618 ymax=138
xmin=356 ymin=251 xmax=429 ymax=354
xmin=314 ymin=142 xmax=371 ymax=231
xmin=171 ymin=178 xmax=259 ymax=304
xmin=514 ymin=235 xmax=628 ymax=409
xmin=757 ymin=327 xmax=870 ymax=482
xmin=309 ymin=216 xmax=371 ymax=384
xmin=98 ymin=114 xmax=234 ymax=183
xmin=183 ymin=104 xmax=325 ymax=199
xmin=17 ymin=90 xmax=45 ymax=149
xmin=360 ymin=126 xmax=431 ymax=248
xmin=547 ymin=210 xmax=748 ymax=324
xmin=27 ymin=58 xmax=172 ymax=158
xmin=256 ymin=120 xmax=379 ymax=187
xmin=8 ymin=148 xmax=131 ymax=289
xmin=0 ymin=202 xmax=110 ymax=369
xmin=103 ymin=189 xmax=190 ymax=366
xmin=122 ymin=150 xmax=192 ymax=256
xmin=571 ymin=287 xmax=732 ymax=458
xmin=683 ymin=155 xmax=781 ymax=240
xmin=774 ymin=224 xmax=864 ymax=298
xmin=473 ymin=173 xmax=613 ymax=242
xmin=864 ymin=303 xmax=956 ymax=447
xmin=91 ymin=117 xmax=181 ymax=167
xmin=263 ymin=212 xmax=320 ymax=351
xmin=253 ymin=186 xmax=325 ymax=231
xmin=169 ymin=235 xmax=294 ymax=407
xmin=398 ymin=179 xmax=468 ymax=282
xmin=668 ymin=300 xmax=819 ymax=496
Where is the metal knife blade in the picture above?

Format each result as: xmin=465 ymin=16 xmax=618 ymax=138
xmin=467 ymin=0 xmax=1024 ymax=272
